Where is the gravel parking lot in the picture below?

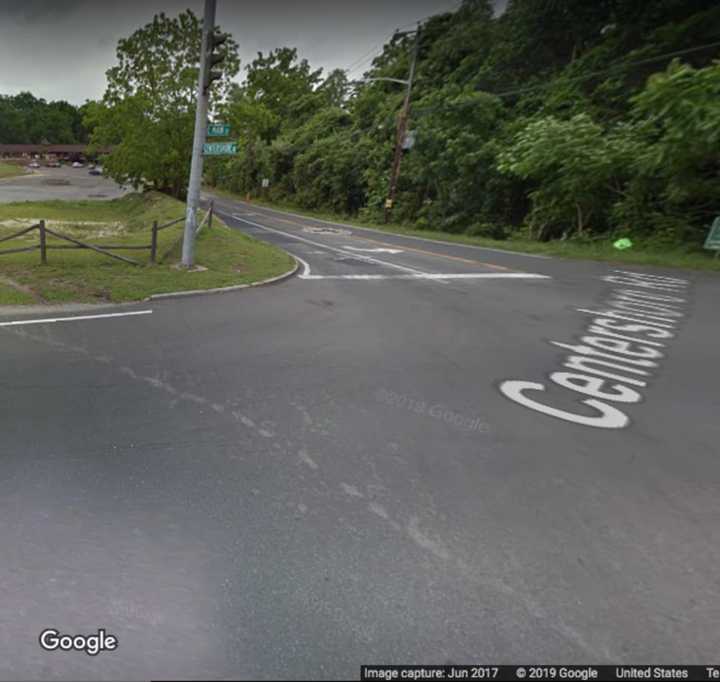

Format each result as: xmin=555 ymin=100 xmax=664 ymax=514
xmin=0 ymin=165 xmax=130 ymax=203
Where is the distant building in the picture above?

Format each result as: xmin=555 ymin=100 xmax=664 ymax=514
xmin=0 ymin=144 xmax=112 ymax=161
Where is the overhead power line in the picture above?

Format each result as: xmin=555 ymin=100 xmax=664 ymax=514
xmin=343 ymin=42 xmax=385 ymax=75
xmin=488 ymin=40 xmax=720 ymax=99
xmin=409 ymin=39 xmax=720 ymax=115
xmin=394 ymin=0 xmax=463 ymax=31
xmin=342 ymin=0 xmax=464 ymax=77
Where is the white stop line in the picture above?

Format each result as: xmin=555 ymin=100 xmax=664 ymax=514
xmin=299 ymin=273 xmax=549 ymax=280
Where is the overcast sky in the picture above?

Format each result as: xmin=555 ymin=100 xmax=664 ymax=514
xmin=0 ymin=0 xmax=507 ymax=105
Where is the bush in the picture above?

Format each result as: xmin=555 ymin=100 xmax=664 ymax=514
xmin=465 ymin=222 xmax=507 ymax=239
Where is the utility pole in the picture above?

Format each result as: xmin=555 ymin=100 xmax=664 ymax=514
xmin=182 ymin=0 xmax=216 ymax=268
xmin=384 ymin=26 xmax=420 ymax=224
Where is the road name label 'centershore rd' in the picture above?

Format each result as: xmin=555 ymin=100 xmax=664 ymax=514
xmin=500 ymin=269 xmax=690 ymax=429
xmin=203 ymin=141 xmax=237 ymax=155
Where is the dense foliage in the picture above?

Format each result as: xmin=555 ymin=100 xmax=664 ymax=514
xmin=0 ymin=93 xmax=89 ymax=144
xmin=208 ymin=0 xmax=720 ymax=245
xmin=87 ymin=10 xmax=240 ymax=197
xmin=4 ymin=1 xmax=717 ymax=244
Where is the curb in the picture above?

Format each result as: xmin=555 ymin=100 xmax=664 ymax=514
xmin=0 ymin=262 xmax=298 ymax=314
xmin=145 ymin=258 xmax=299 ymax=301
xmin=0 ymin=301 xmax=141 ymax=316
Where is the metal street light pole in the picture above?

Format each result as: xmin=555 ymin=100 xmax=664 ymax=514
xmin=182 ymin=0 xmax=216 ymax=268
xmin=384 ymin=26 xmax=420 ymax=224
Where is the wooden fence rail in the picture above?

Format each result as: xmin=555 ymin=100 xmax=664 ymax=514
xmin=0 ymin=201 xmax=214 ymax=266
xmin=156 ymin=202 xmax=215 ymax=265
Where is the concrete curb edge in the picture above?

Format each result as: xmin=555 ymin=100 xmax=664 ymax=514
xmin=145 ymin=257 xmax=299 ymax=301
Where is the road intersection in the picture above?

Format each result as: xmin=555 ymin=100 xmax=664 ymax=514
xmin=1 ymin=194 xmax=718 ymax=679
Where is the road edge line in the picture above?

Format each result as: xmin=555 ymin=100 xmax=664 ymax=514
xmin=0 ymin=309 xmax=152 ymax=327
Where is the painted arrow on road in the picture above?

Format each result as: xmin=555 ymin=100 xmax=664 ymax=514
xmin=345 ymin=246 xmax=404 ymax=254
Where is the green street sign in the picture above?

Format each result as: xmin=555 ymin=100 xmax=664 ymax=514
xmin=704 ymin=216 xmax=720 ymax=250
xmin=203 ymin=141 xmax=237 ymax=155
xmin=207 ymin=123 xmax=231 ymax=137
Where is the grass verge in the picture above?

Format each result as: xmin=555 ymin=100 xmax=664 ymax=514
xmin=0 ymin=281 xmax=36 ymax=304
xmin=208 ymin=187 xmax=720 ymax=273
xmin=0 ymin=192 xmax=295 ymax=305
xmin=0 ymin=162 xmax=26 ymax=180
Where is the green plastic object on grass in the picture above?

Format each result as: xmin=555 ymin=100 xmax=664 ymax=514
xmin=613 ymin=238 xmax=633 ymax=250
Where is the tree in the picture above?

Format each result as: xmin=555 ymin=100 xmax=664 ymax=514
xmin=205 ymin=1 xmax=720 ymax=244
xmin=88 ymin=10 xmax=239 ymax=197
xmin=0 ymin=95 xmax=29 ymax=143
xmin=610 ymin=59 xmax=720 ymax=243
xmin=629 ymin=60 xmax=720 ymax=206
xmin=215 ymin=47 xmax=325 ymax=197
xmin=0 ymin=93 xmax=87 ymax=144
xmin=497 ymin=113 xmax=632 ymax=239
xmin=224 ymin=47 xmax=324 ymax=140
xmin=406 ymin=87 xmax=503 ymax=230
xmin=318 ymin=69 xmax=350 ymax=108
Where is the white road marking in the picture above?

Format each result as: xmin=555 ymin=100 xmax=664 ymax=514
xmin=226 ymin=212 xmax=447 ymax=281
xmin=0 ymin=310 xmax=152 ymax=327
xmin=219 ymin=200 xmax=552 ymax=259
xmin=345 ymin=246 xmax=404 ymax=254
xmin=499 ymin=270 xmax=690 ymax=429
xmin=293 ymin=254 xmax=313 ymax=277
xmin=300 ymin=273 xmax=549 ymax=280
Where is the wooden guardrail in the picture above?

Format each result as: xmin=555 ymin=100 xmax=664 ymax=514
xmin=155 ymin=202 xmax=214 ymax=264
xmin=0 ymin=201 xmax=214 ymax=266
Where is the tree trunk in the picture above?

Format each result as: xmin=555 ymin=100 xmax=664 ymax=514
xmin=576 ymin=202 xmax=584 ymax=236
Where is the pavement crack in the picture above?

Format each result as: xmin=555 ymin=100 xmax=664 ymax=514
xmin=4 ymin=326 xmax=278 ymax=444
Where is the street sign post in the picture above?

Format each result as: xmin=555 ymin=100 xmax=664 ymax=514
xmin=704 ymin=217 xmax=720 ymax=257
xmin=207 ymin=123 xmax=231 ymax=137
xmin=203 ymin=141 xmax=237 ymax=155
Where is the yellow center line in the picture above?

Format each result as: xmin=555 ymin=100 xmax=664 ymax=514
xmin=356 ymin=236 xmax=512 ymax=272
xmin=267 ymin=214 xmax=514 ymax=272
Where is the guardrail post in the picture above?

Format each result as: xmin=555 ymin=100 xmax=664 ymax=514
xmin=208 ymin=200 xmax=214 ymax=230
xmin=39 ymin=220 xmax=47 ymax=265
xmin=150 ymin=220 xmax=158 ymax=264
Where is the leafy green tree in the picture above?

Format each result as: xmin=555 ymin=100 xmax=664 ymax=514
xmin=629 ymin=60 xmax=720 ymax=206
xmin=0 ymin=96 xmax=29 ymax=143
xmin=402 ymin=87 xmax=503 ymax=230
xmin=497 ymin=113 xmax=632 ymax=238
xmin=0 ymin=92 xmax=87 ymax=145
xmin=216 ymin=48 xmax=330 ymax=197
xmin=88 ymin=10 xmax=239 ymax=197
xmin=610 ymin=59 xmax=720 ymax=243
xmin=289 ymin=109 xmax=372 ymax=213
xmin=318 ymin=69 xmax=350 ymax=108
xmin=236 ymin=48 xmax=323 ymax=126
xmin=205 ymin=0 xmax=720 ymax=245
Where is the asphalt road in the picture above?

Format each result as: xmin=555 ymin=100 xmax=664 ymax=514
xmin=1 ymin=195 xmax=718 ymax=680
xmin=0 ymin=165 xmax=129 ymax=203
